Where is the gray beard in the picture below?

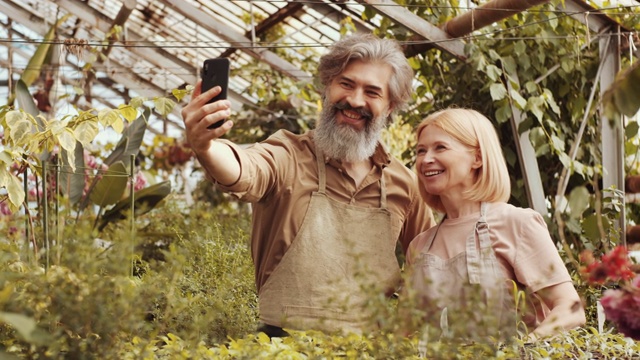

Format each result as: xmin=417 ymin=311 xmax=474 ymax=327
xmin=314 ymin=101 xmax=386 ymax=162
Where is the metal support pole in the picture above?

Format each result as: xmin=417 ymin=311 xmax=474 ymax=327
xmin=23 ymin=163 xmax=29 ymax=261
xmin=42 ymin=161 xmax=49 ymax=271
xmin=129 ymin=154 xmax=136 ymax=277
xmin=599 ymin=28 xmax=626 ymax=243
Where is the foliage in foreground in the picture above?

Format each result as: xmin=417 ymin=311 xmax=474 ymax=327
xmin=1 ymin=201 xmax=639 ymax=359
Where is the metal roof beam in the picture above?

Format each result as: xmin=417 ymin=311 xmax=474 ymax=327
xmin=403 ymin=0 xmax=549 ymax=57
xmin=443 ymin=0 xmax=549 ymax=38
xmin=355 ymin=0 xmax=466 ymax=59
xmin=42 ymin=0 xmax=249 ymax=110
xmin=161 ymin=0 xmax=311 ymax=81
xmin=101 ymin=0 xmax=137 ymax=58
xmin=219 ymin=2 xmax=304 ymax=59
xmin=310 ymin=2 xmax=373 ymax=34
xmin=558 ymin=0 xmax=629 ymax=33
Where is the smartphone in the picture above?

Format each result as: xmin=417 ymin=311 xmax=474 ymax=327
xmin=201 ymin=58 xmax=230 ymax=129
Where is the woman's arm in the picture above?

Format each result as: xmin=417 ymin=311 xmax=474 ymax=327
xmin=527 ymin=281 xmax=586 ymax=341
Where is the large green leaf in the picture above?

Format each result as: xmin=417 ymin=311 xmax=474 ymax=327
xmin=89 ymin=161 xmax=128 ymax=207
xmin=103 ymin=108 xmax=149 ymax=168
xmin=98 ymin=180 xmax=172 ymax=231
xmin=567 ymin=186 xmax=590 ymax=219
xmin=603 ymin=60 xmax=640 ymax=119
xmin=14 ymin=80 xmax=39 ymax=118
xmin=15 ymin=80 xmax=50 ymax=162
xmin=20 ymin=14 xmax=71 ymax=87
xmin=60 ymin=142 xmax=86 ymax=205
xmin=0 ymin=311 xmax=53 ymax=346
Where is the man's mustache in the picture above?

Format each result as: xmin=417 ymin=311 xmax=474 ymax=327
xmin=333 ymin=101 xmax=373 ymax=121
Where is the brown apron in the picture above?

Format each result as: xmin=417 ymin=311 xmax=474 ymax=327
xmin=411 ymin=202 xmax=514 ymax=344
xmin=258 ymin=144 xmax=399 ymax=334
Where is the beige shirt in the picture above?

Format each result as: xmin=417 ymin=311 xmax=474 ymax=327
xmin=407 ymin=202 xmax=571 ymax=294
xmin=214 ymin=129 xmax=434 ymax=291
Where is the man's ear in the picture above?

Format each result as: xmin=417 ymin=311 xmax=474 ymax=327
xmin=385 ymin=105 xmax=394 ymax=125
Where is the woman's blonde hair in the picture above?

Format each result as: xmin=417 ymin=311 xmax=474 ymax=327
xmin=416 ymin=108 xmax=511 ymax=213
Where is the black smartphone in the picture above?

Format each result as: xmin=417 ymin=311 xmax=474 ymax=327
xmin=201 ymin=58 xmax=230 ymax=129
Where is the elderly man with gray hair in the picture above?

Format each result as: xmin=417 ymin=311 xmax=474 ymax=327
xmin=181 ymin=33 xmax=434 ymax=337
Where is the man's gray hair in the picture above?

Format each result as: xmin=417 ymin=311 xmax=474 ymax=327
xmin=317 ymin=33 xmax=414 ymax=113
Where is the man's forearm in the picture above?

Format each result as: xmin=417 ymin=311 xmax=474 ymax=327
xmin=197 ymin=140 xmax=241 ymax=186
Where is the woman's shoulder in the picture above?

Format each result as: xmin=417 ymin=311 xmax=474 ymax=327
xmin=485 ymin=203 xmax=551 ymax=242
xmin=488 ymin=202 xmax=539 ymax=216
xmin=486 ymin=202 xmax=545 ymax=226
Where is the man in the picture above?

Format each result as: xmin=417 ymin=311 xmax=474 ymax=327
xmin=181 ymin=33 xmax=434 ymax=336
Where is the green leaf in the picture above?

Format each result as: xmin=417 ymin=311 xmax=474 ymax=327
xmin=485 ymin=64 xmax=502 ymax=82
xmin=118 ymin=104 xmax=138 ymax=122
xmin=89 ymin=161 xmax=128 ymax=207
xmin=103 ymin=110 xmax=148 ymax=168
xmin=98 ymin=180 xmax=172 ymax=231
xmin=514 ymin=41 xmax=526 ymax=56
xmin=14 ymin=80 xmax=40 ymax=120
xmin=0 ymin=167 xmax=25 ymax=212
xmin=153 ymin=97 xmax=176 ymax=117
xmin=524 ymin=81 xmax=537 ymax=94
xmin=558 ymin=152 xmax=572 ymax=169
xmin=0 ymin=150 xmax=13 ymax=165
xmin=490 ymin=83 xmax=507 ymax=101
xmin=509 ymin=89 xmax=527 ymax=109
xmin=74 ymin=120 xmax=100 ymax=147
xmin=0 ymin=311 xmax=53 ymax=346
xmin=582 ymin=214 xmax=608 ymax=240
xmin=567 ymin=186 xmax=590 ymax=219
xmin=56 ymin=128 xmax=77 ymax=153
xmin=495 ymin=105 xmax=512 ymax=124
xmin=19 ymin=15 xmax=71 ymax=87
xmin=172 ymin=88 xmax=190 ymax=102
xmin=625 ymin=121 xmax=639 ymax=139
xmin=551 ymin=135 xmax=565 ymax=152
xmin=7 ymin=113 xmax=33 ymax=146
xmin=603 ymin=61 xmax=640 ymax=117
xmin=60 ymin=142 xmax=85 ymax=205
xmin=543 ymin=88 xmax=561 ymax=116
xmin=501 ymin=56 xmax=517 ymax=76
xmin=130 ymin=97 xmax=146 ymax=109
xmin=527 ymin=96 xmax=545 ymax=122
xmin=98 ymin=108 xmax=124 ymax=133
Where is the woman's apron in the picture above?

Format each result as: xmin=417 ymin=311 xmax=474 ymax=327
xmin=258 ymin=145 xmax=400 ymax=334
xmin=411 ymin=202 xmax=514 ymax=343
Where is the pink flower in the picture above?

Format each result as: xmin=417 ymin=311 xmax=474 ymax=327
xmin=133 ymin=171 xmax=147 ymax=191
xmin=1 ymin=202 xmax=12 ymax=215
xmin=580 ymin=246 xmax=636 ymax=284
xmin=600 ymin=276 xmax=640 ymax=340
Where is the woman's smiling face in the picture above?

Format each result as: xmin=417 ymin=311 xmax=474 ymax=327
xmin=415 ymin=125 xmax=481 ymax=198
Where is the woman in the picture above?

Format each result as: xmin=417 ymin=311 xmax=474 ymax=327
xmin=406 ymin=108 xmax=585 ymax=342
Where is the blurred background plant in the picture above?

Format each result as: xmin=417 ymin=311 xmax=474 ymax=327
xmin=580 ymin=245 xmax=640 ymax=341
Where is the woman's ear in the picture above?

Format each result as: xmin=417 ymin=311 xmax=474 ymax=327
xmin=472 ymin=150 xmax=482 ymax=169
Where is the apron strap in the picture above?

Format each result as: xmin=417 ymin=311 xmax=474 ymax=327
xmin=315 ymin=144 xmax=327 ymax=194
xmin=466 ymin=202 xmax=490 ymax=284
xmin=379 ymin=171 xmax=387 ymax=209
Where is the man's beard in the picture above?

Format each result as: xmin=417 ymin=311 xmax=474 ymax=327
xmin=314 ymin=99 xmax=387 ymax=162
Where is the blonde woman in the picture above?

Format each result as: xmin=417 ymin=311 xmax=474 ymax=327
xmin=406 ymin=108 xmax=585 ymax=341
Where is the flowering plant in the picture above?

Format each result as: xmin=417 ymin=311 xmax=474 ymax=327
xmin=580 ymin=245 xmax=640 ymax=339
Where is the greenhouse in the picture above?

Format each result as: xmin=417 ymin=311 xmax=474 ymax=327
xmin=1 ymin=0 xmax=640 ymax=358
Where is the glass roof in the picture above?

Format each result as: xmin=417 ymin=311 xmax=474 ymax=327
xmin=0 ymin=0 xmax=635 ymax=137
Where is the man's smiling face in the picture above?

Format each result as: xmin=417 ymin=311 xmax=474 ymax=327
xmin=314 ymin=60 xmax=393 ymax=162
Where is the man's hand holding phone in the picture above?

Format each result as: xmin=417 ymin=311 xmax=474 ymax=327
xmin=201 ymin=58 xmax=230 ymax=129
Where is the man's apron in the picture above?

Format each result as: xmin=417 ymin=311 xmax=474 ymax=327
xmin=410 ymin=202 xmax=514 ymax=342
xmin=258 ymin=145 xmax=400 ymax=334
